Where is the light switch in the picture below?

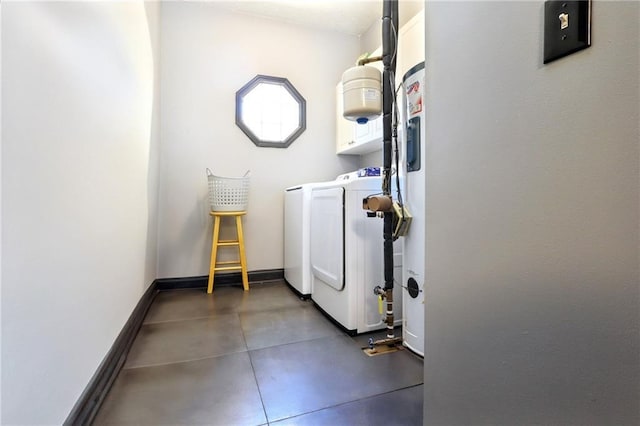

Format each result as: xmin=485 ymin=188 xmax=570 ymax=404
xmin=559 ymin=13 xmax=569 ymax=30
xmin=543 ymin=0 xmax=591 ymax=64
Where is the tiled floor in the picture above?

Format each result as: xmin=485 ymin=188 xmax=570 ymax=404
xmin=94 ymin=280 xmax=424 ymax=425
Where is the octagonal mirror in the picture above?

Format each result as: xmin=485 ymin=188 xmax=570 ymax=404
xmin=236 ymin=75 xmax=306 ymax=148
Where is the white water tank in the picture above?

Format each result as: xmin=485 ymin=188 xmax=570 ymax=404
xmin=341 ymin=65 xmax=382 ymax=124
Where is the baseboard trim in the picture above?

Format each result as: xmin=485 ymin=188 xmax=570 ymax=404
xmin=155 ymin=275 xmax=207 ymax=290
xmin=64 ymin=268 xmax=285 ymax=424
xmin=156 ymin=269 xmax=284 ymax=291
xmin=64 ymin=281 xmax=158 ymax=426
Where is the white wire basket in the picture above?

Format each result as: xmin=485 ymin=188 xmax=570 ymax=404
xmin=206 ymin=169 xmax=250 ymax=212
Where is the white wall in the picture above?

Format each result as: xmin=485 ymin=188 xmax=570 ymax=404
xmin=0 ymin=3 xmax=3 ymax=420
xmin=423 ymin=1 xmax=639 ymax=424
xmin=144 ymin=1 xmax=161 ymax=286
xmin=1 ymin=2 xmax=159 ymax=423
xmin=157 ymin=3 xmax=361 ymax=278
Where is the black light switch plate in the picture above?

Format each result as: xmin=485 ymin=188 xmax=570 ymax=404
xmin=544 ymin=0 xmax=592 ymax=64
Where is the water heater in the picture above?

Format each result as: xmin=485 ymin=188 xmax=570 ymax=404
xmin=401 ymin=62 xmax=425 ymax=357
xmin=341 ymin=65 xmax=382 ymax=124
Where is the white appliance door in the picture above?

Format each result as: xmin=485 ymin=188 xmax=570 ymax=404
xmin=310 ymin=187 xmax=344 ymax=291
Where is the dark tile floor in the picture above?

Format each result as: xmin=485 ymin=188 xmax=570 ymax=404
xmin=94 ymin=280 xmax=424 ymax=425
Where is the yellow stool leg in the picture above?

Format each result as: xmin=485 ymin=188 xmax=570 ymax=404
xmin=236 ymin=215 xmax=249 ymax=291
xmin=207 ymin=215 xmax=221 ymax=293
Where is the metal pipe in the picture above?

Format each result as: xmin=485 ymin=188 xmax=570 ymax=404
xmin=357 ymin=55 xmax=384 ymax=66
xmin=381 ymin=0 xmax=398 ymax=339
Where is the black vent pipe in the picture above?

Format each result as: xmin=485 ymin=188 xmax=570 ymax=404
xmin=381 ymin=0 xmax=398 ymax=339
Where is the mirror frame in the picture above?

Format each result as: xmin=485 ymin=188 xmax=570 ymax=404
xmin=235 ymin=75 xmax=306 ymax=148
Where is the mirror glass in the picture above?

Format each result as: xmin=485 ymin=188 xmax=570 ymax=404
xmin=236 ymin=75 xmax=306 ymax=148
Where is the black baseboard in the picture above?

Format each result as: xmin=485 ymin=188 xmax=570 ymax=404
xmin=156 ymin=269 xmax=284 ymax=291
xmin=64 ymin=268 xmax=285 ymax=424
xmin=155 ymin=275 xmax=207 ymax=290
xmin=64 ymin=281 xmax=158 ymax=425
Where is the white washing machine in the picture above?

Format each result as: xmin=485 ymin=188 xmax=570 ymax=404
xmin=284 ymin=182 xmax=325 ymax=298
xmin=310 ymin=171 xmax=403 ymax=335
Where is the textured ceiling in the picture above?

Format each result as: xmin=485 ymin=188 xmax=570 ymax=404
xmin=212 ymin=0 xmax=384 ymax=36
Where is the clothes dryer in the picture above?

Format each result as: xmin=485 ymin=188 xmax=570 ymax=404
xmin=310 ymin=172 xmax=402 ymax=335
xmin=284 ymin=182 xmax=325 ymax=298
